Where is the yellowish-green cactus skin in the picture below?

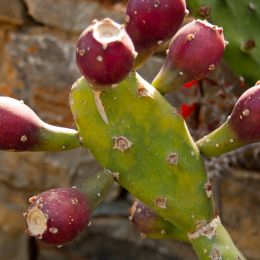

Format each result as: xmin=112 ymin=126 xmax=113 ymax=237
xmin=70 ymin=72 xmax=213 ymax=233
xmin=189 ymin=217 xmax=246 ymax=260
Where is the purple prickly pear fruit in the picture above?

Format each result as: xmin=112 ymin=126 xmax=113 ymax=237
xmin=152 ymin=19 xmax=225 ymax=94
xmin=25 ymin=188 xmax=90 ymax=245
xmin=125 ymin=0 xmax=186 ymax=67
xmin=130 ymin=200 xmax=160 ymax=236
xmin=0 ymin=97 xmax=80 ymax=151
xmin=197 ymin=82 xmax=260 ymax=157
xmin=76 ymin=18 xmax=136 ymax=89
xmin=0 ymin=97 xmax=40 ymax=151
xmin=229 ymin=83 xmax=260 ymax=142
xmin=129 ymin=200 xmax=188 ymax=241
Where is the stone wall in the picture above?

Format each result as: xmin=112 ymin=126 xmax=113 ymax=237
xmin=0 ymin=1 xmax=259 ymax=259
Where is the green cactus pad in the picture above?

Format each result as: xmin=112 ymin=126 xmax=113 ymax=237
xmin=187 ymin=0 xmax=260 ymax=85
xmin=70 ymin=73 xmax=213 ymax=232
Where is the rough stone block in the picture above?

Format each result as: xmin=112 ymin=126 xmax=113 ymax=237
xmin=0 ymin=0 xmax=25 ymax=25
xmin=24 ymin=0 xmax=125 ymax=33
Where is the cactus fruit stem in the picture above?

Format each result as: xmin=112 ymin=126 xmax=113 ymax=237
xmin=196 ymin=121 xmax=245 ymax=157
xmin=37 ymin=123 xmax=81 ymax=152
xmin=79 ymin=170 xmax=114 ymax=210
xmin=134 ymin=48 xmax=157 ymax=69
xmin=152 ymin=65 xmax=189 ymax=94
xmin=189 ymin=216 xmax=246 ymax=260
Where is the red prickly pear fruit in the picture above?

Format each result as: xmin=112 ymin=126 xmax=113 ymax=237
xmin=25 ymin=188 xmax=90 ymax=245
xmin=130 ymin=200 xmax=161 ymax=236
xmin=129 ymin=200 xmax=188 ymax=241
xmin=76 ymin=18 xmax=136 ymax=89
xmin=229 ymin=83 xmax=260 ymax=142
xmin=196 ymin=82 xmax=260 ymax=157
xmin=0 ymin=97 xmax=80 ymax=151
xmin=0 ymin=97 xmax=40 ymax=151
xmin=125 ymin=0 xmax=186 ymax=67
xmin=152 ymin=20 xmax=225 ymax=94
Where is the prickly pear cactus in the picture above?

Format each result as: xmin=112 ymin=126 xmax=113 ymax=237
xmin=187 ymin=0 xmax=260 ymax=85
xmin=1 ymin=0 xmax=259 ymax=258
xmin=70 ymin=73 xmax=213 ymax=232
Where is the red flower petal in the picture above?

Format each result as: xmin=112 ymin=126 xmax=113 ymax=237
xmin=180 ymin=103 xmax=197 ymax=118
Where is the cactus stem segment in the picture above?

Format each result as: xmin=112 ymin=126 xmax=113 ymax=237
xmin=188 ymin=217 xmax=220 ymax=240
xmin=189 ymin=216 xmax=246 ymax=259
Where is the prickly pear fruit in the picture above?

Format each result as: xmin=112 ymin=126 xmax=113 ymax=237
xmin=76 ymin=18 xmax=135 ymax=89
xmin=24 ymin=171 xmax=113 ymax=245
xmin=25 ymin=188 xmax=90 ymax=245
xmin=229 ymin=83 xmax=260 ymax=142
xmin=0 ymin=97 xmax=80 ymax=152
xmin=188 ymin=0 xmax=260 ymax=85
xmin=125 ymin=0 xmax=186 ymax=67
xmin=152 ymin=19 xmax=225 ymax=94
xmin=197 ymin=82 xmax=260 ymax=157
xmin=130 ymin=200 xmax=188 ymax=241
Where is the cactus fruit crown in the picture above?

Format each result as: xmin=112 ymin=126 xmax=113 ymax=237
xmin=92 ymin=19 xmax=125 ymax=45
xmin=0 ymin=0 xmax=257 ymax=259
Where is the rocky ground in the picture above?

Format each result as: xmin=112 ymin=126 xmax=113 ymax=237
xmin=0 ymin=1 xmax=259 ymax=259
